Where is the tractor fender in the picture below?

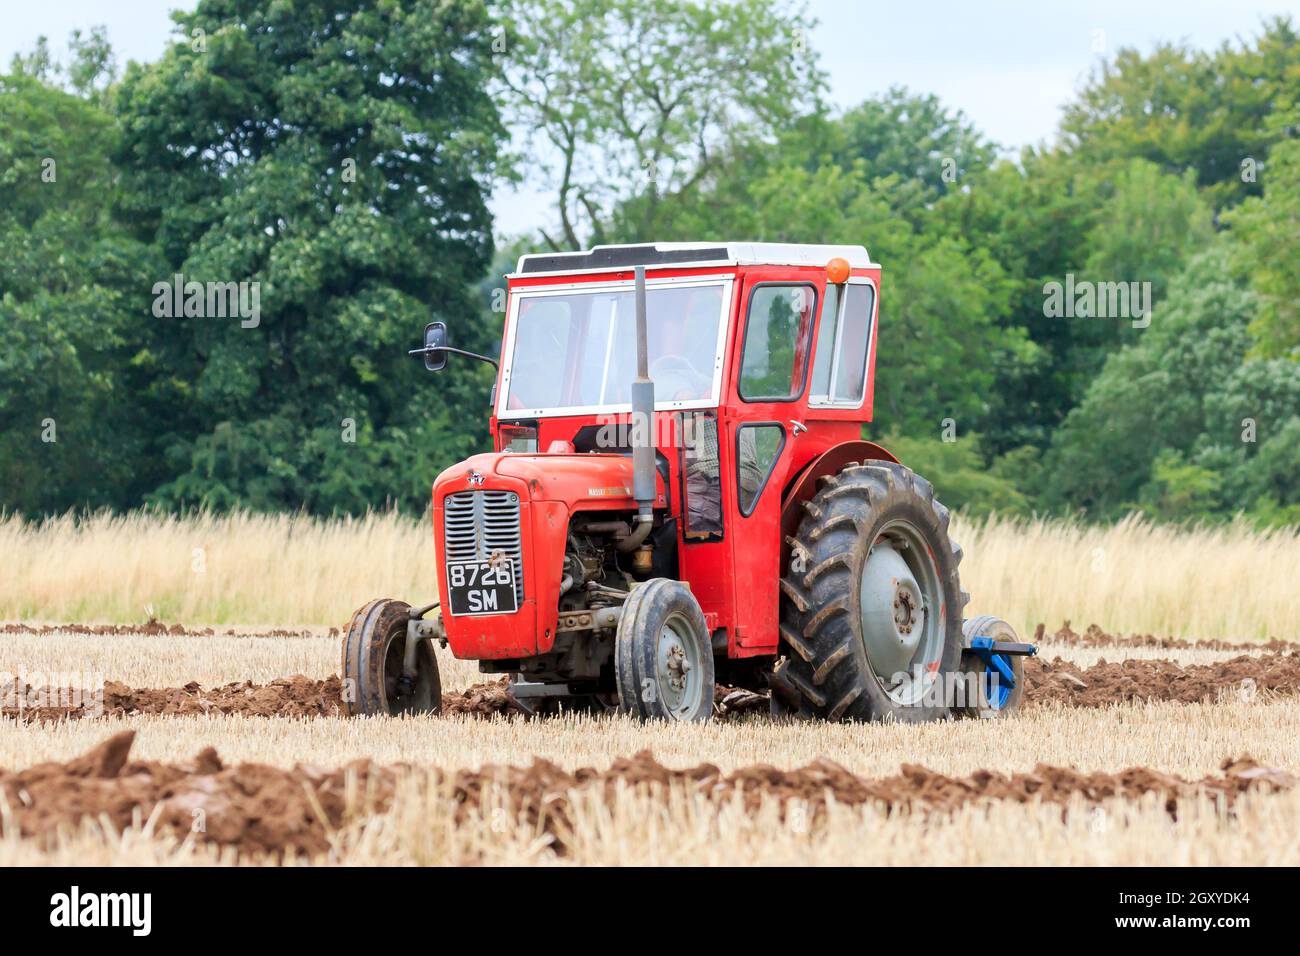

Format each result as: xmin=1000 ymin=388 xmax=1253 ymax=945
xmin=779 ymin=440 xmax=900 ymax=550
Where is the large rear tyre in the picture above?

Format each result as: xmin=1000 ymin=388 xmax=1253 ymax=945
xmin=615 ymin=578 xmax=715 ymax=722
xmin=954 ymin=615 xmax=1025 ymax=719
xmin=778 ymin=461 xmax=965 ymax=722
xmin=341 ymin=599 xmax=442 ymax=716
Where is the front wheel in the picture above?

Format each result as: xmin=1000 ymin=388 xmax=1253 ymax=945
xmin=615 ymin=579 xmax=715 ymax=722
xmin=341 ymin=599 xmax=442 ymax=716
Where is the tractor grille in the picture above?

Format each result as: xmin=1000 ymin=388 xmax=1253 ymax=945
xmin=443 ymin=489 xmax=524 ymax=605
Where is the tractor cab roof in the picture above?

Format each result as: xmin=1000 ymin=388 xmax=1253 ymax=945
xmin=513 ymin=241 xmax=874 ymax=277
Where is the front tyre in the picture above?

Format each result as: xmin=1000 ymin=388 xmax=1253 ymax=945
xmin=779 ymin=462 xmax=965 ymax=722
xmin=341 ymin=599 xmax=442 ymax=716
xmin=615 ymin=578 xmax=715 ymax=722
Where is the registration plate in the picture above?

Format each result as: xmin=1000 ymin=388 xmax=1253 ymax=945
xmin=447 ymin=559 xmax=518 ymax=616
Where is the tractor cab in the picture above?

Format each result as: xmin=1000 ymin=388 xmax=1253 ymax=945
xmin=342 ymin=242 xmax=1036 ymax=723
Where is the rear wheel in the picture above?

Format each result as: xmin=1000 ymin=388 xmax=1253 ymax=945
xmin=615 ymin=578 xmax=714 ymax=722
xmin=778 ymin=461 xmax=965 ymax=722
xmin=341 ymin=599 xmax=442 ymax=716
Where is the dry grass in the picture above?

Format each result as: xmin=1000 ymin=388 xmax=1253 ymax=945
xmin=2 ymin=505 xmax=1294 ymax=865
xmin=0 ymin=624 xmax=1274 ymax=691
xmin=1 ymin=695 xmax=1296 ymax=779
xmin=0 ymin=626 xmax=1296 ymax=865
xmin=0 ymin=627 xmax=1271 ymax=692
xmin=2 ymin=698 xmax=1298 ymax=866
xmin=0 ymin=509 xmax=438 ymax=629
xmin=2 ymin=509 xmax=1297 ymax=640
xmin=5 ymin=785 xmax=1297 ymax=867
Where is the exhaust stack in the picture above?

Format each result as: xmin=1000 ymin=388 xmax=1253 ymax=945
xmin=620 ymin=265 xmax=655 ymax=552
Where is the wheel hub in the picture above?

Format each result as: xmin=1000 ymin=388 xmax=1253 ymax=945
xmin=665 ymin=641 xmax=691 ymax=691
xmin=860 ymin=539 xmax=930 ymax=686
xmin=655 ymin=616 xmax=700 ymax=715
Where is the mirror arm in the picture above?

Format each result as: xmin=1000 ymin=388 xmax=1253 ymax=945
xmin=407 ymin=345 xmax=499 ymax=372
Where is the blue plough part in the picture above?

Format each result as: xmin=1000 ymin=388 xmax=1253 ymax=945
xmin=967 ymin=635 xmax=1037 ymax=710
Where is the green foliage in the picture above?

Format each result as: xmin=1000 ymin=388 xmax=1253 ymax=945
xmin=884 ymin=434 xmax=1033 ymax=519
xmin=112 ymin=0 xmax=506 ymax=514
xmin=826 ymin=87 xmax=997 ymax=215
xmin=1226 ymin=111 xmax=1300 ymax=358
xmin=0 ymin=71 xmax=161 ymax=514
xmin=1081 ymin=159 xmax=1213 ymax=302
xmin=498 ymin=0 xmax=824 ymax=248
xmin=933 ymin=152 xmax=1213 ymax=457
xmin=1041 ymin=243 xmax=1300 ymax=525
xmin=1060 ymin=17 xmax=1300 ymax=209
xmin=2 ymin=5 xmax=1298 ymax=527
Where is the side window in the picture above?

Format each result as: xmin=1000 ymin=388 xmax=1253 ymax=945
xmin=681 ymin=411 xmax=723 ymax=541
xmin=810 ymin=281 xmax=875 ymax=406
xmin=739 ymin=284 xmax=815 ymax=402
xmin=736 ymin=424 xmax=785 ymax=516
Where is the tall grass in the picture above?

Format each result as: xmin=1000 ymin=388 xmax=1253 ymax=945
xmin=1 ymin=509 xmax=1295 ymax=639
xmin=0 ymin=510 xmax=438 ymax=629
xmin=955 ymin=512 xmax=1300 ymax=641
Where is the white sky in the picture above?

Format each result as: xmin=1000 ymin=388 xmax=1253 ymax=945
xmin=4 ymin=0 xmax=1296 ymax=236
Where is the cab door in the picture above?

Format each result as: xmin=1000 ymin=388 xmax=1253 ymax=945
xmin=721 ymin=276 xmax=820 ymax=656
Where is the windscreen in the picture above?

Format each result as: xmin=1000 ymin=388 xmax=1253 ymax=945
xmin=503 ymin=282 xmax=726 ymax=414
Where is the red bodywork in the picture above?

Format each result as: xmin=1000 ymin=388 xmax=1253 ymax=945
xmin=432 ymin=259 xmax=888 ymax=662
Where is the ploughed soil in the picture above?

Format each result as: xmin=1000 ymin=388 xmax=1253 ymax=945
xmin=0 ymin=730 xmax=1292 ymax=859
xmin=3 ymin=651 xmax=1299 ymax=722
xmin=1035 ymin=622 xmax=1299 ymax=653
xmin=1025 ymin=654 xmax=1300 ymax=708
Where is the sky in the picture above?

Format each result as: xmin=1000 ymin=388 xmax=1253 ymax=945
xmin=4 ymin=0 xmax=1297 ymax=235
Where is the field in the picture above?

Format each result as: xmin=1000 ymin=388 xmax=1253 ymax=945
xmin=1 ymin=512 xmax=1298 ymax=865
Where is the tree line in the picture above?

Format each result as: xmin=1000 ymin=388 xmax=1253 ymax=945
xmin=1 ymin=0 xmax=1297 ymax=526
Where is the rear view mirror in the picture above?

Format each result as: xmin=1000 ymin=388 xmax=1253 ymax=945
xmin=423 ymin=321 xmax=447 ymax=372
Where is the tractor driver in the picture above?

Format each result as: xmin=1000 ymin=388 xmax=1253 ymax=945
xmin=649 ymin=292 xmax=762 ymax=536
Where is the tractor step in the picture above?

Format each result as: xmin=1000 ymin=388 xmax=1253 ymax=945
xmin=508 ymin=680 xmax=584 ymax=700
xmin=507 ymin=679 xmax=612 ymax=716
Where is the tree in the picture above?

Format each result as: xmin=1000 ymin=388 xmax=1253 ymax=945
xmin=1226 ymin=108 xmax=1300 ymax=358
xmin=113 ymin=0 xmax=506 ymax=514
xmin=882 ymin=434 xmax=1032 ymax=518
xmin=0 ymin=60 xmax=160 ymax=516
xmin=933 ymin=150 xmax=1212 ymax=457
xmin=497 ymin=0 xmax=824 ymax=248
xmin=1040 ymin=242 xmax=1300 ymax=524
xmin=1080 ymin=159 xmax=1212 ymax=303
xmin=1060 ymin=17 xmax=1300 ymax=210
xmin=827 ymin=87 xmax=996 ymax=213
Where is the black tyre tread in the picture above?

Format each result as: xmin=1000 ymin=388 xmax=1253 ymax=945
xmin=778 ymin=462 xmax=964 ymax=723
xmin=341 ymin=598 xmax=441 ymax=717
xmin=615 ymin=578 xmax=715 ymax=722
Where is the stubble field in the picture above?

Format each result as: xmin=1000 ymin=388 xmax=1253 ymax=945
xmin=1 ymin=511 xmax=1297 ymax=865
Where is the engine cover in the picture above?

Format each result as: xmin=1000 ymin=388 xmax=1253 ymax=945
xmin=431 ymin=452 xmax=665 ymax=660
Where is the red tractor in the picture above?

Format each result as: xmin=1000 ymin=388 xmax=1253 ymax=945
xmin=342 ymin=242 xmax=1034 ymax=722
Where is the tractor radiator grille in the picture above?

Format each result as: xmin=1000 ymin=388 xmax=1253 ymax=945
xmin=443 ymin=489 xmax=524 ymax=605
